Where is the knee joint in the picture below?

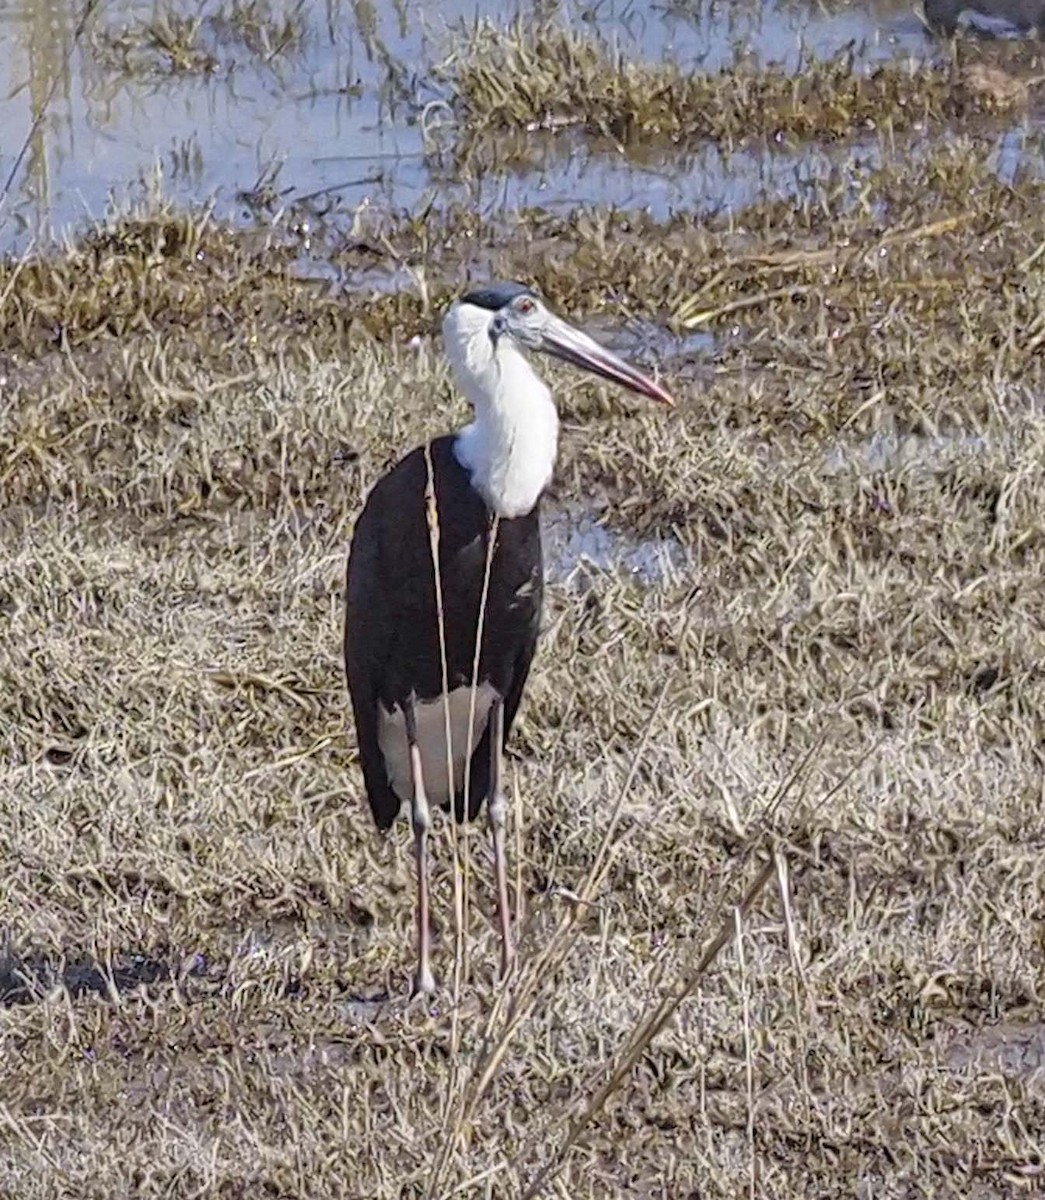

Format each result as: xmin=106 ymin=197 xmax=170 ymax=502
xmin=487 ymin=790 xmax=508 ymax=830
xmin=411 ymin=792 xmax=432 ymax=836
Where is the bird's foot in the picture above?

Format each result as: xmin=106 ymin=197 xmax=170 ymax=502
xmin=411 ymin=963 xmax=437 ymax=998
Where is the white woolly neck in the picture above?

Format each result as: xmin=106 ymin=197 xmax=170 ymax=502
xmin=443 ymin=299 xmax=559 ymax=520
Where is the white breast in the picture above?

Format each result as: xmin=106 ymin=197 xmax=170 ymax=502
xmin=377 ymin=683 xmax=499 ymax=807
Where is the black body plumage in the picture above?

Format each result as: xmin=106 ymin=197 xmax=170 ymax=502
xmin=344 ymin=435 xmax=542 ymax=831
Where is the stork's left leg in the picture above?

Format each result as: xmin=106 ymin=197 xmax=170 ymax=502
xmin=487 ymin=697 xmax=513 ymax=980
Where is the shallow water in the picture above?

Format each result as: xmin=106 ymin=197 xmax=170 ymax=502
xmin=0 ymin=945 xmax=183 ymax=1005
xmin=943 ymin=1020 xmax=1045 ymax=1088
xmin=542 ymin=502 xmax=686 ymax=586
xmin=823 ymin=429 xmax=992 ymax=474
xmin=0 ymin=0 xmax=1012 ymax=252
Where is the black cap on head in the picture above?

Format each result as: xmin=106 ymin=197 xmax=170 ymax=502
xmin=460 ymin=281 xmax=536 ymax=312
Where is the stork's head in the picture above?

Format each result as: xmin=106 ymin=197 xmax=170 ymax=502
xmin=441 ymin=281 xmax=675 ymax=411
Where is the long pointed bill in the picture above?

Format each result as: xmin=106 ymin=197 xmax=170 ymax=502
xmin=537 ymin=315 xmax=676 ymax=407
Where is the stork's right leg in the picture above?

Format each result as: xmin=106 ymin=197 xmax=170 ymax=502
xmin=404 ymin=703 xmax=436 ymax=996
xmin=487 ymin=699 xmax=514 ymax=981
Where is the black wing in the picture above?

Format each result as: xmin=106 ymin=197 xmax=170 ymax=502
xmin=343 ymin=490 xmax=401 ymax=831
xmin=344 ymin=435 xmax=543 ymax=829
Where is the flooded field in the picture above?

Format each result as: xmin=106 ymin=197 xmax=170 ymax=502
xmin=1 ymin=0 xmax=1043 ymax=251
xmin=2 ymin=0 xmax=1045 ymax=1196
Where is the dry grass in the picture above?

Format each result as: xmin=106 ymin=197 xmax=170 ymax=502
xmin=438 ymin=17 xmax=1041 ymax=149
xmin=92 ymin=0 xmax=307 ymax=77
xmin=1 ymin=122 xmax=1045 ymax=1197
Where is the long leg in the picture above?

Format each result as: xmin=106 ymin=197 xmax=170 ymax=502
xmin=487 ymin=697 xmax=513 ymax=980
xmin=404 ymin=702 xmax=436 ymax=996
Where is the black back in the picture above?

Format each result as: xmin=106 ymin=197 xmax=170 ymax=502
xmin=344 ymin=435 xmax=543 ymax=829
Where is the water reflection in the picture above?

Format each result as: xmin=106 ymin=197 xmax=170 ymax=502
xmin=542 ymin=502 xmax=686 ymax=586
xmin=0 ymin=0 xmax=952 ymax=250
xmin=1 ymin=0 xmax=1042 ymax=254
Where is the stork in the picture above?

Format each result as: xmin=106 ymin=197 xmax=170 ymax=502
xmin=343 ymin=282 xmax=674 ymax=996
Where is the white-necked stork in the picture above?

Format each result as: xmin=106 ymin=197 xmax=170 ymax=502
xmin=343 ymin=281 xmax=674 ymax=995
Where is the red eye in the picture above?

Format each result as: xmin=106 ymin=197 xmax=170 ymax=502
xmin=517 ymin=297 xmax=535 ymax=313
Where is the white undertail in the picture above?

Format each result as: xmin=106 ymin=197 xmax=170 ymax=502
xmin=378 ymin=685 xmax=498 ymax=808
xmin=443 ymin=299 xmax=559 ymax=519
